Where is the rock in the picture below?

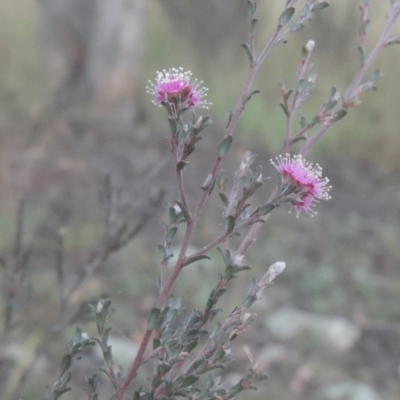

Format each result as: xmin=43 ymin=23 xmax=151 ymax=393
xmin=322 ymin=382 xmax=381 ymax=400
xmin=264 ymin=307 xmax=360 ymax=351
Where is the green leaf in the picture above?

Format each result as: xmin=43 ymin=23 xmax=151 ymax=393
xmin=214 ymin=288 xmax=227 ymax=300
xmin=217 ymin=136 xmax=233 ymax=157
xmin=60 ymin=354 xmax=71 ymax=371
xmin=56 ymin=387 xmax=72 ymax=397
xmin=258 ymin=204 xmax=275 ymax=216
xmin=300 ymin=4 xmax=310 ymax=18
xmin=60 ymin=371 xmax=72 ymax=386
xmin=247 ymin=0 xmax=255 ymax=18
xmin=219 ymin=192 xmax=229 ymax=206
xmin=180 ymin=375 xmax=199 ymax=387
xmin=291 ymin=136 xmax=307 ymax=145
xmin=279 ymin=7 xmax=295 ymax=26
xmin=296 ymin=78 xmax=306 ymax=93
xmin=176 ymin=160 xmax=188 ymax=172
xmin=325 ymin=87 xmax=338 ymax=110
xmin=104 ymin=346 xmax=113 ymax=367
xmin=168 ymin=117 xmax=177 ymax=135
xmin=175 ymin=200 xmax=190 ymax=222
xmin=243 ymin=89 xmax=260 ymax=108
xmin=168 ymin=206 xmax=177 ymax=224
xmin=312 ymin=1 xmax=329 ymax=11
xmin=290 ymin=22 xmax=305 ymax=32
xmin=102 ymin=326 xmax=112 ymax=345
xmin=357 ymin=47 xmax=365 ymax=65
xmin=208 ymin=175 xmax=217 ymax=195
xmin=183 ymin=254 xmax=211 ymax=267
xmin=241 ymin=42 xmax=254 ymax=66
xmin=333 ymin=109 xmax=347 ymax=122
xmin=224 ymin=215 xmax=236 ymax=232
xmin=165 ymin=227 xmax=178 ymax=246
xmin=185 ymin=339 xmax=198 ymax=353
xmin=369 ymin=68 xmax=382 ymax=81
xmin=250 ymin=17 xmax=258 ymax=35
xmin=226 ymin=110 xmax=233 ymax=128
xmin=279 ymin=103 xmax=289 ymax=118
xmin=241 ymin=294 xmax=256 ymax=309
xmin=385 ymin=38 xmax=400 ymax=47
xmin=153 ymin=338 xmax=161 ymax=350
xmin=158 ymin=245 xmax=167 ymax=262
xmin=147 ymin=307 xmax=161 ymax=330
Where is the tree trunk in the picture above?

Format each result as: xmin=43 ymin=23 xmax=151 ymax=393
xmin=39 ymin=0 xmax=146 ymax=130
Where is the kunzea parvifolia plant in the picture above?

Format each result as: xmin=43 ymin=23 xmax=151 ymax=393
xmin=46 ymin=1 xmax=400 ymax=400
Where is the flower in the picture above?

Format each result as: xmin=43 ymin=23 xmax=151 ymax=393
xmin=147 ymin=67 xmax=210 ymax=109
xmin=271 ymin=154 xmax=331 ymax=216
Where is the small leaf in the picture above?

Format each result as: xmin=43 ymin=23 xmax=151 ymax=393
xmin=183 ymin=254 xmax=211 ymax=267
xmin=296 ymin=78 xmax=306 ymax=93
xmin=291 ymin=136 xmax=307 ymax=145
xmin=153 ymin=338 xmax=161 ymax=350
xmin=214 ymin=288 xmax=227 ymax=300
xmin=208 ymin=175 xmax=217 ymax=195
xmin=104 ymin=346 xmax=113 ymax=367
xmin=60 ymin=354 xmax=71 ymax=371
xmin=358 ymin=46 xmax=365 ymax=65
xmin=219 ymin=192 xmax=229 ymax=206
xmin=333 ymin=109 xmax=347 ymax=122
xmin=247 ymin=0 xmax=255 ymax=18
xmin=325 ymin=87 xmax=338 ymax=110
xmin=226 ymin=110 xmax=233 ymax=128
xmin=191 ymin=358 xmax=206 ymax=372
xmin=243 ymin=89 xmax=260 ymax=108
xmin=185 ymin=339 xmax=198 ymax=353
xmin=241 ymin=294 xmax=256 ymax=309
xmin=60 ymin=371 xmax=72 ymax=386
xmin=224 ymin=215 xmax=236 ymax=232
xmin=158 ymin=245 xmax=167 ymax=262
xmin=168 ymin=117 xmax=177 ymax=135
xmin=279 ymin=7 xmax=295 ymax=26
xmin=217 ymin=136 xmax=233 ymax=157
xmin=241 ymin=42 xmax=254 ymax=66
xmin=279 ymin=103 xmax=289 ymax=118
xmin=168 ymin=206 xmax=177 ymax=224
xmin=300 ymin=4 xmax=310 ymax=18
xmin=369 ymin=68 xmax=382 ymax=81
xmin=56 ymin=387 xmax=72 ymax=397
xmin=102 ymin=326 xmax=112 ymax=345
xmin=290 ymin=22 xmax=305 ymax=32
xmin=175 ymin=200 xmax=190 ymax=222
xmin=198 ymin=115 xmax=212 ymax=130
xmin=258 ymin=204 xmax=275 ymax=216
xmin=250 ymin=17 xmax=258 ymax=35
xmin=147 ymin=307 xmax=161 ymax=330
xmin=312 ymin=1 xmax=330 ymax=11
xmin=165 ymin=227 xmax=178 ymax=246
xmin=385 ymin=38 xmax=400 ymax=47
xmin=176 ymin=160 xmax=188 ymax=172
xmin=180 ymin=375 xmax=199 ymax=387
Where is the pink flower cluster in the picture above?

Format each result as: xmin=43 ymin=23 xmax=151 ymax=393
xmin=147 ymin=68 xmax=210 ymax=109
xmin=271 ymin=154 xmax=331 ymax=216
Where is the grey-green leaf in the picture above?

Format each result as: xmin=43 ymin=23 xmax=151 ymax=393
xmin=279 ymin=7 xmax=295 ymax=26
xmin=217 ymin=136 xmax=233 ymax=157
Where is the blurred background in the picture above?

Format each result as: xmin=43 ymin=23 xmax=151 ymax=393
xmin=0 ymin=1 xmax=400 ymax=399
